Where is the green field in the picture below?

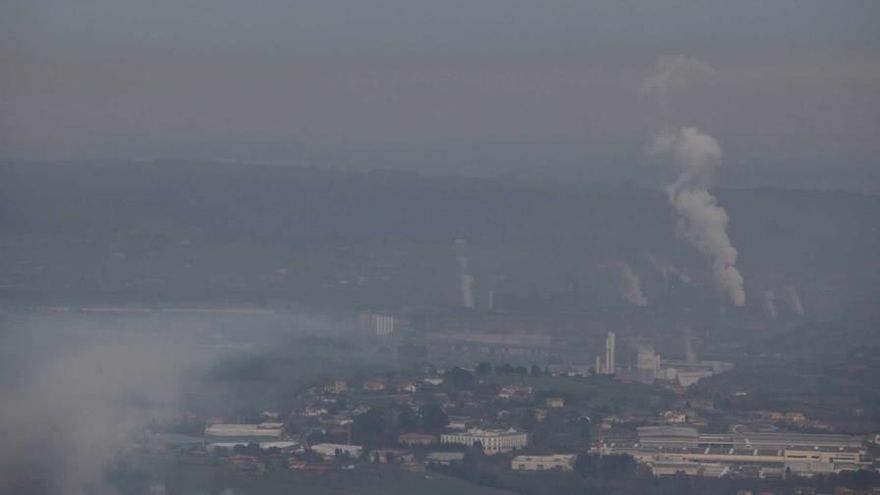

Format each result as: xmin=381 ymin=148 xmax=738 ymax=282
xmin=135 ymin=458 xmax=514 ymax=495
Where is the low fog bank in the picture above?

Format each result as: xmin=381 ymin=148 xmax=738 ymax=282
xmin=0 ymin=309 xmax=370 ymax=495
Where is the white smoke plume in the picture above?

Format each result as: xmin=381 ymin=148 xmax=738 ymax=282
xmin=763 ymin=290 xmax=778 ymax=319
xmin=0 ymin=325 xmax=199 ymax=494
xmin=650 ymin=127 xmax=746 ymax=306
xmin=619 ymin=263 xmax=648 ymax=307
xmin=453 ymin=239 xmax=475 ymax=309
xmin=641 ymin=55 xmax=716 ymax=105
xmin=642 ymin=55 xmax=744 ymax=306
xmin=682 ymin=326 xmax=697 ymax=363
xmin=784 ymin=285 xmax=805 ymax=316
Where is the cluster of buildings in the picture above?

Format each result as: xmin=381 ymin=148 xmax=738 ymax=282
xmin=630 ymin=347 xmax=733 ymax=386
xmin=595 ymin=426 xmax=872 ymax=478
xmin=589 ymin=331 xmax=732 ymax=387
xmin=152 ymin=419 xmax=544 ymax=472
xmin=143 ymin=347 xmax=873 ymax=488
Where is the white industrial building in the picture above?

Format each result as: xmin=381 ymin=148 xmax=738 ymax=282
xmin=512 ymin=454 xmax=577 ymax=471
xmin=207 ymin=441 xmax=299 ymax=453
xmin=441 ymin=428 xmax=529 ymax=454
xmin=634 ymin=348 xmax=733 ymax=386
xmin=649 ymin=460 xmax=729 ymax=478
xmin=310 ymin=443 xmax=364 ymax=459
xmin=204 ymin=423 xmax=284 ymax=439
xmin=425 ymin=451 xmax=465 ymax=466
xmin=595 ymin=426 xmax=871 ymax=477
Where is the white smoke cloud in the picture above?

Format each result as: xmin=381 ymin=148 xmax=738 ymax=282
xmin=682 ymin=326 xmax=697 ymax=363
xmin=651 ymin=127 xmax=746 ymax=306
xmin=641 ymin=55 xmax=716 ymax=98
xmin=619 ymin=263 xmax=648 ymax=307
xmin=642 ymin=55 xmax=744 ymax=306
xmin=0 ymin=309 xmax=355 ymax=494
xmin=0 ymin=328 xmax=199 ymax=494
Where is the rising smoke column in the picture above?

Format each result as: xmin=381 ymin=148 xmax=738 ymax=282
xmin=619 ymin=263 xmax=648 ymax=307
xmin=682 ymin=326 xmax=697 ymax=363
xmin=783 ymin=285 xmax=805 ymax=316
xmin=643 ymin=55 xmax=745 ymax=306
xmin=763 ymin=290 xmax=778 ymax=319
xmin=453 ymin=239 xmax=475 ymax=309
xmin=650 ymin=128 xmax=746 ymax=306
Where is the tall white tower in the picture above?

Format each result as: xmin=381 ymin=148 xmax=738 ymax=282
xmin=604 ymin=332 xmax=616 ymax=375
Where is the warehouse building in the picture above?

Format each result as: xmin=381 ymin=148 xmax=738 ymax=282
xmin=511 ymin=454 xmax=577 ymax=471
xmin=596 ymin=427 xmax=870 ymax=477
xmin=310 ymin=443 xmax=364 ymax=459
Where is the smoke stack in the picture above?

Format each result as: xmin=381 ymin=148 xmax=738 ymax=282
xmin=605 ymin=331 xmax=616 ymax=375
xmin=461 ymin=275 xmax=474 ymax=310
xmin=488 ymin=289 xmax=494 ymax=311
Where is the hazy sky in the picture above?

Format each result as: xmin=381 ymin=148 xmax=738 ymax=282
xmin=2 ymin=1 xmax=879 ymax=189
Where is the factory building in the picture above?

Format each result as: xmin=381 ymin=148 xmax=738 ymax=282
xmin=596 ymin=426 xmax=871 ymax=477
xmin=203 ymin=423 xmax=287 ymax=453
xmin=441 ymin=428 xmax=529 ymax=454
xmin=633 ymin=348 xmax=733 ymax=386
xmin=204 ymin=423 xmax=284 ymax=439
xmin=206 ymin=441 xmax=299 ymax=454
xmin=310 ymin=443 xmax=364 ymax=459
xmin=512 ymin=454 xmax=577 ymax=471
xmin=425 ymin=331 xmax=553 ymax=365
xmin=359 ymin=312 xmax=395 ymax=336
xmin=635 ymin=348 xmax=662 ymax=383
xmin=649 ymin=461 xmax=730 ymax=478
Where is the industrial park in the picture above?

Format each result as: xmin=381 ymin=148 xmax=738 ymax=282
xmin=3 ymin=2 xmax=880 ymax=493
xmin=2 ymin=163 xmax=879 ymax=495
